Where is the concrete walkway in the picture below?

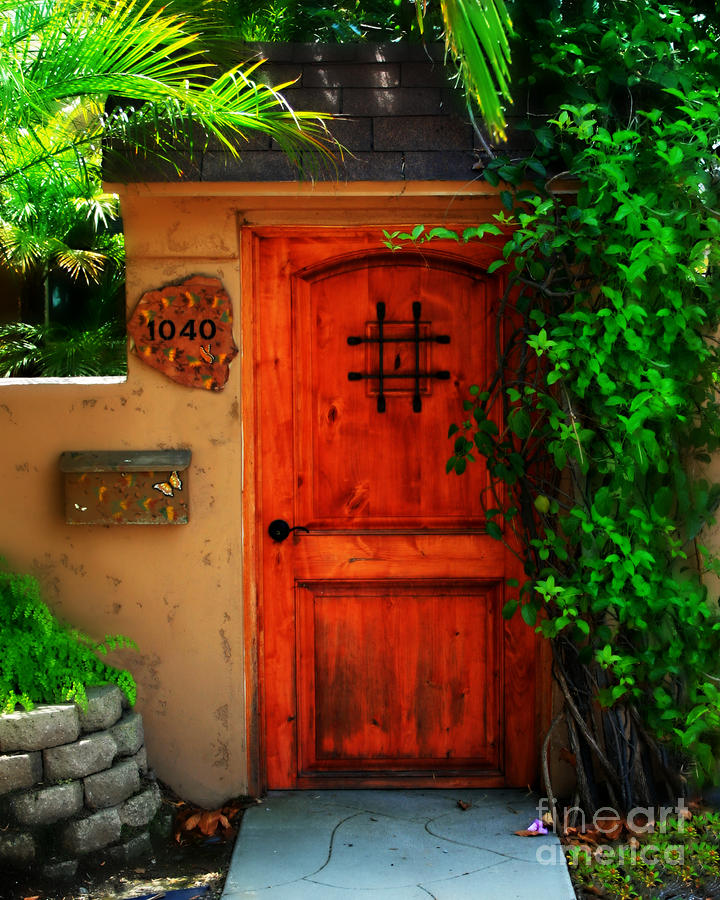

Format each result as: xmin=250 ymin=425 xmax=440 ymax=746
xmin=221 ymin=790 xmax=576 ymax=899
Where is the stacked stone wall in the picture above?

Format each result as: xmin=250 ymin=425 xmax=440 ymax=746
xmin=0 ymin=686 xmax=161 ymax=879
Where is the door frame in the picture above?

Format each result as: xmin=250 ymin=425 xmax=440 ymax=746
xmin=241 ymin=220 xmax=549 ymax=796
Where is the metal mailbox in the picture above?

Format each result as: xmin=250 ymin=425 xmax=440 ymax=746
xmin=59 ymin=450 xmax=191 ymax=525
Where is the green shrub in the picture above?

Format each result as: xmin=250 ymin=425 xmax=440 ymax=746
xmin=0 ymin=562 xmax=136 ymax=713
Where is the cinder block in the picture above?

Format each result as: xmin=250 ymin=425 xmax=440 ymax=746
xmin=109 ymin=711 xmax=144 ymax=757
xmin=0 ymin=705 xmax=79 ymax=752
xmin=103 ymin=830 xmax=152 ymax=865
xmin=120 ymin=782 xmax=162 ymax=827
xmin=84 ymin=759 xmax=140 ymax=810
xmin=61 ymin=807 xmax=122 ymax=855
xmin=44 ymin=732 xmax=117 ymax=781
xmin=78 ymin=685 xmax=123 ymax=733
xmin=0 ymin=831 xmax=35 ymax=866
xmin=0 ymin=751 xmax=42 ymax=796
xmin=132 ymin=745 xmax=148 ymax=775
xmin=42 ymin=858 xmax=79 ymax=880
xmin=10 ymin=781 xmax=83 ymax=826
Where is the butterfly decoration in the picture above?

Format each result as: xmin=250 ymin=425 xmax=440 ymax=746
xmin=199 ymin=343 xmax=215 ymax=364
xmin=153 ymin=470 xmax=183 ymax=497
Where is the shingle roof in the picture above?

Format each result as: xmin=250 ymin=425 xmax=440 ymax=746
xmin=106 ymin=42 xmax=496 ymax=183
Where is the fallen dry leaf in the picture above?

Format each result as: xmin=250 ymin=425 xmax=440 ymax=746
xmin=198 ymin=811 xmax=231 ymax=835
xmin=563 ymin=830 xmax=600 ymax=846
xmin=174 ymin=799 xmax=246 ymax=843
xmin=595 ymin=816 xmax=625 ymax=841
xmin=514 ymin=829 xmax=547 ymax=837
xmin=457 ymin=800 xmax=471 ymax=811
xmin=628 ymin=810 xmax=652 ymax=832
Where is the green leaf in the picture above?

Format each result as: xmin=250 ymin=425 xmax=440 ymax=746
xmin=427 ymin=227 xmax=460 ymax=241
xmin=486 ymin=521 xmax=502 ymax=540
xmin=652 ymin=487 xmax=673 ymax=518
xmin=525 ymin=158 xmax=547 ymax=178
xmin=508 ymin=408 xmax=531 ymax=439
xmin=502 ymin=598 xmax=519 ymax=619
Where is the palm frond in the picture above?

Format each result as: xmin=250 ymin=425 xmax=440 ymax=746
xmin=0 ymin=322 xmax=46 ymax=376
xmin=0 ymin=320 xmax=126 ymax=377
xmin=53 ymin=248 xmax=107 ymax=283
xmin=71 ymin=192 xmax=120 ymax=230
xmin=0 ymin=221 xmax=57 ymax=272
xmin=0 ymin=0 xmax=337 ymax=190
xmin=437 ymin=0 xmax=513 ymax=142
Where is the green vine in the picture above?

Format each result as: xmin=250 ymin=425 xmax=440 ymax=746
xmin=0 ymin=562 xmax=136 ymax=713
xmin=386 ymin=0 xmax=720 ymax=813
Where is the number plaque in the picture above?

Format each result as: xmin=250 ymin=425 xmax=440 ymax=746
xmin=127 ymin=275 xmax=238 ymax=390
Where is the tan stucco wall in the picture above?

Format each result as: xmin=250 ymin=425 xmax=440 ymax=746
xmin=1 ymin=180 xmax=553 ymax=807
xmin=0 ymin=189 xmax=246 ymax=808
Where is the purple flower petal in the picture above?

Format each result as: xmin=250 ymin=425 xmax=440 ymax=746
xmin=527 ymin=818 xmax=549 ymax=834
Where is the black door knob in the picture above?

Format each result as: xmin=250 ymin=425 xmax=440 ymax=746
xmin=268 ymin=519 xmax=310 ymax=543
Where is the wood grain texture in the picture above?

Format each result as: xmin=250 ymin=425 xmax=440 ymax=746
xmin=296 ymin=581 xmax=501 ymax=773
xmin=250 ymin=226 xmax=541 ymax=789
xmin=293 ymin=254 xmax=490 ymax=527
xmin=242 ymin=231 xmax=262 ymax=795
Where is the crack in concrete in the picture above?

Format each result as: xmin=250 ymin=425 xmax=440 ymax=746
xmin=304 ymin=810 xmax=366 ymax=880
xmin=425 ymin=813 xmax=557 ymax=865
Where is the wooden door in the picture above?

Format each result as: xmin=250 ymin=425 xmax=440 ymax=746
xmin=248 ymin=226 xmax=539 ymax=789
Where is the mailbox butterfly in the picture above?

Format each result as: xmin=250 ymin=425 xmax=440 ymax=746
xmin=153 ymin=470 xmax=183 ymax=497
xmin=199 ymin=343 xmax=215 ymax=364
